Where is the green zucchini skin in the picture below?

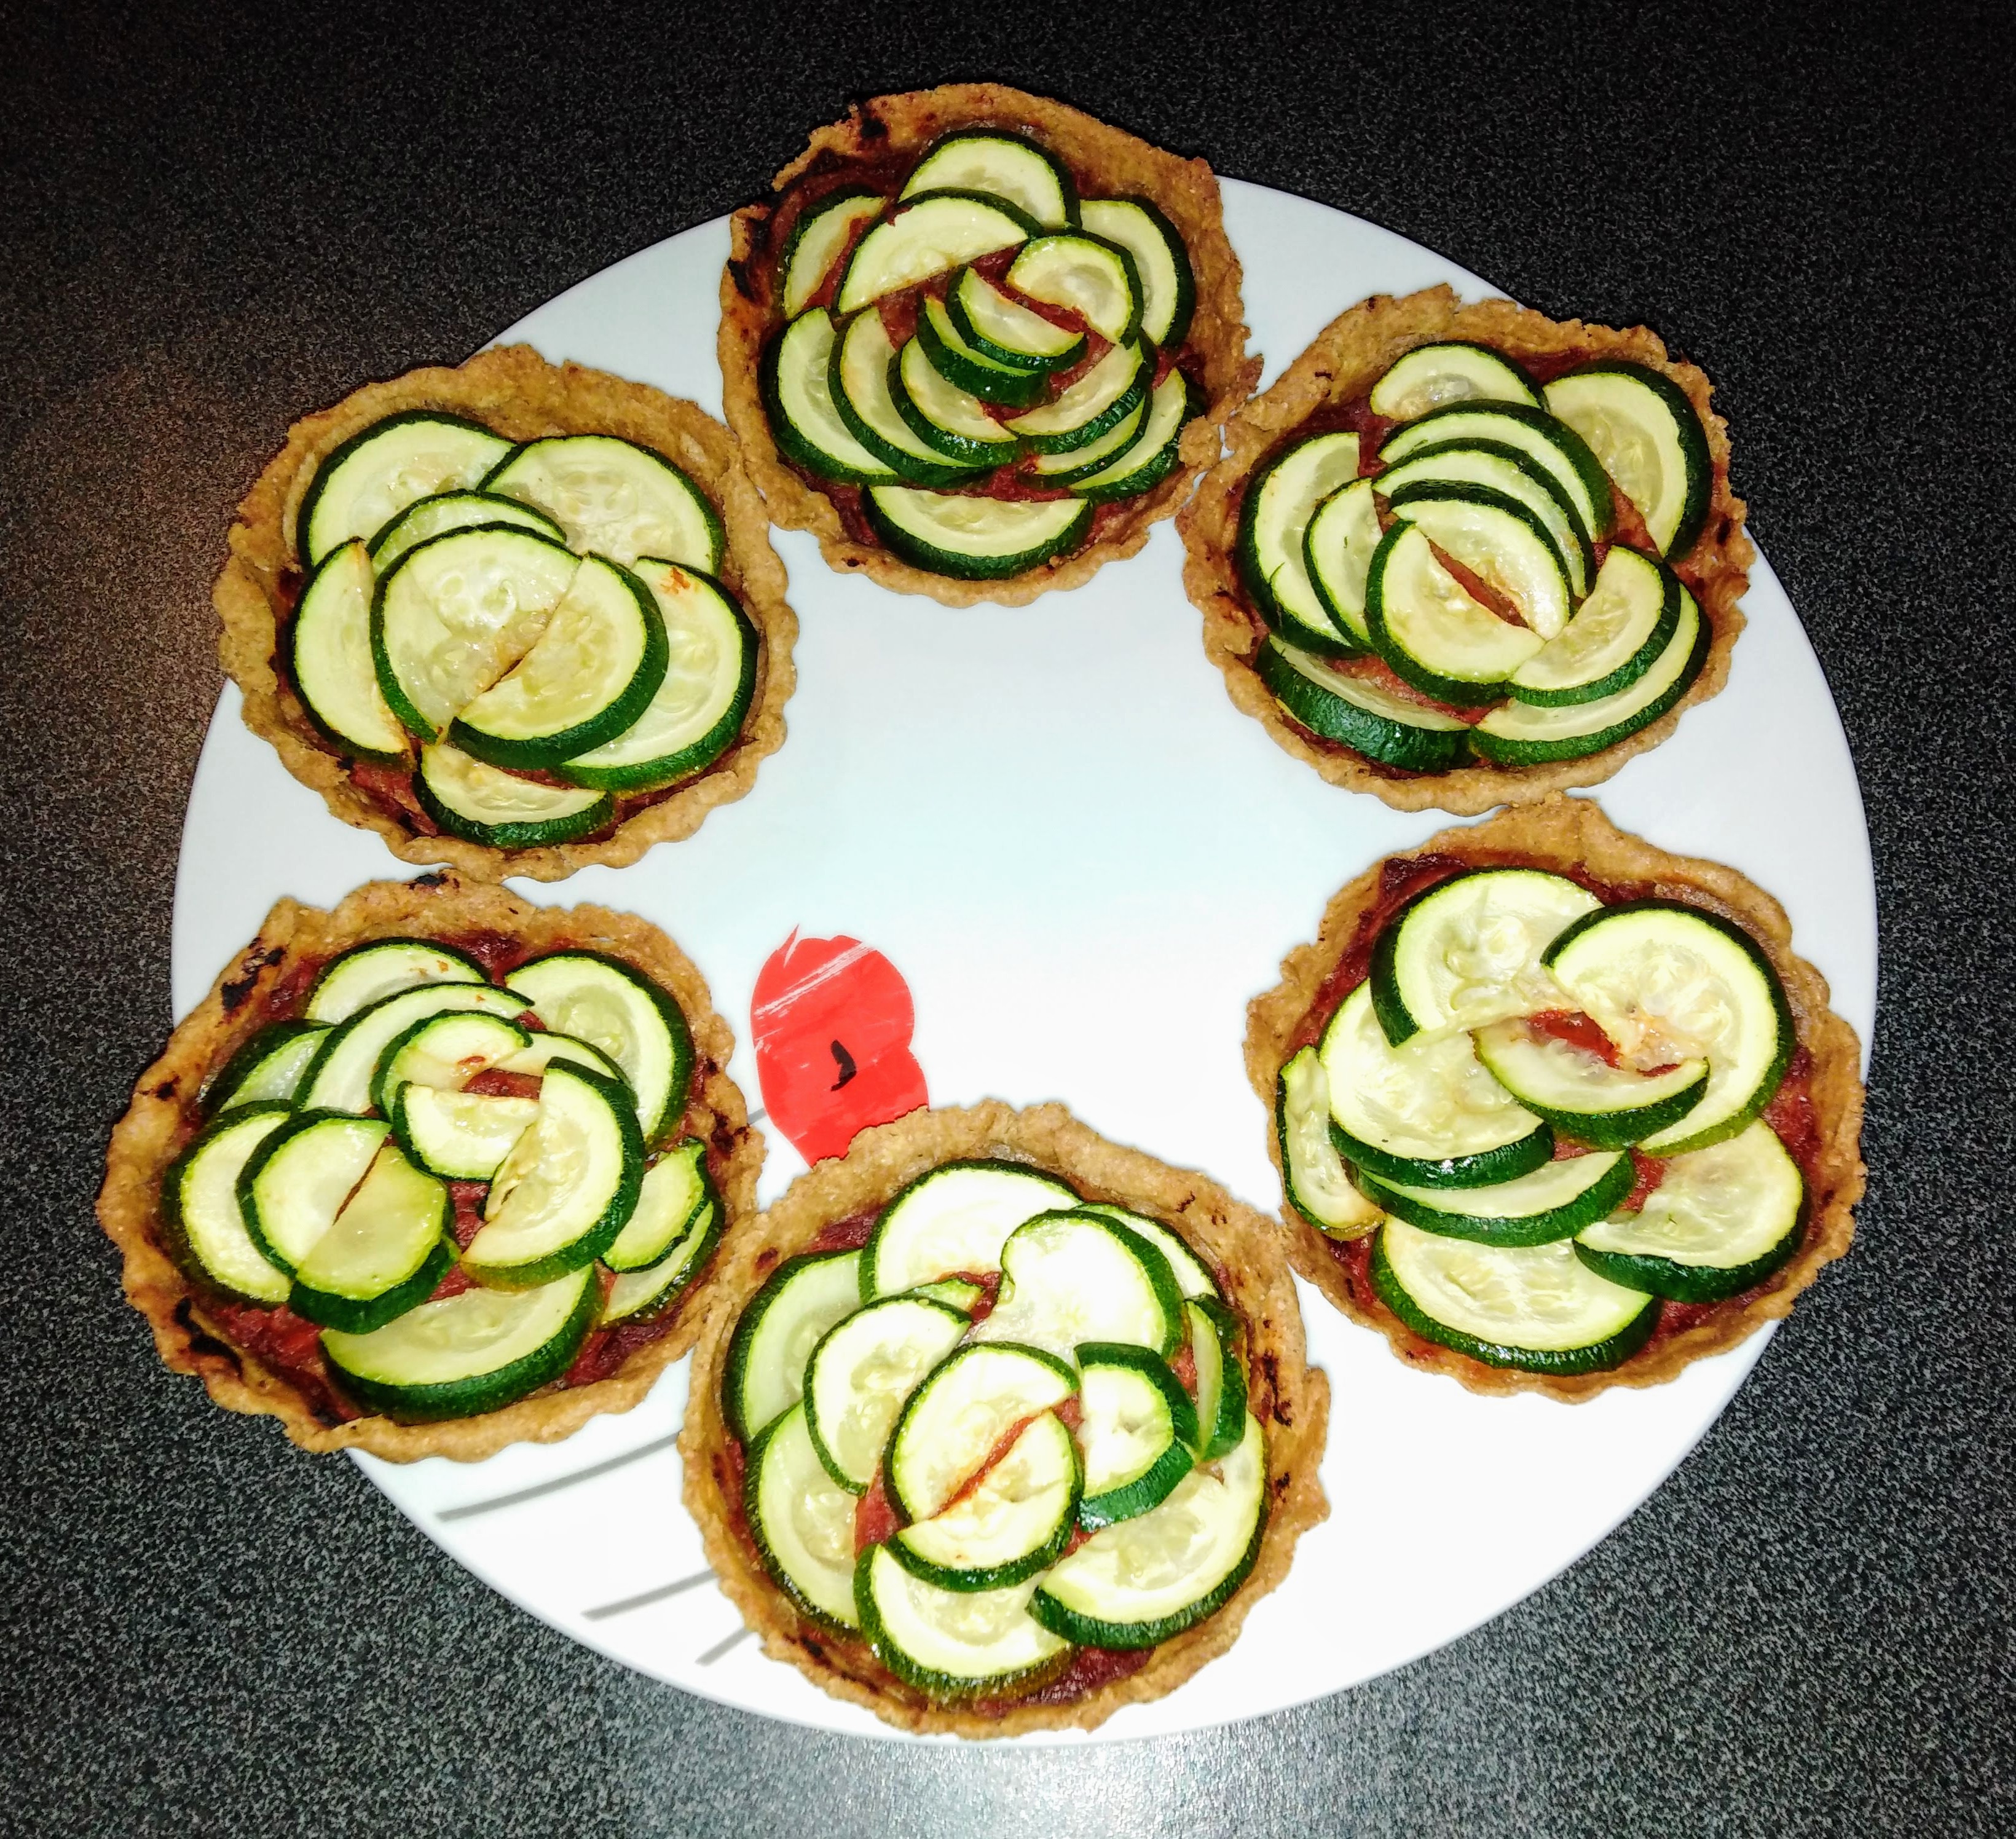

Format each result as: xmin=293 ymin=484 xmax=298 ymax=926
xmin=758 ymin=320 xmax=897 ymax=486
xmin=913 ymin=300 xmax=1050 ymax=409
xmin=1074 ymin=1343 xmax=1198 ymax=1532
xmin=288 ymin=1237 xmax=455 ymax=1335
xmin=860 ymin=490 xmax=1091 ymax=581
xmin=411 ymin=757 xmax=615 ymax=851
xmin=1353 ymin=1154 xmax=1636 ymax=1248
xmin=742 ymin=1408 xmax=862 ymax=1637
xmin=1028 ymin=1500 xmax=1266 ymax=1652
xmin=620 ymin=1194 xmax=724 ymax=1321
xmin=1330 ymin=1116 xmax=1555 ymax=1192
xmin=1071 ymin=373 xmax=1200 ymax=506
xmin=1370 ymin=1227 xmax=1660 ymax=1374
xmin=1572 ymin=1218 xmax=1803 ymax=1305
xmin=1252 ymin=640 xmax=1473 ymax=773
xmin=324 ymin=1272 xmax=599 ymax=1423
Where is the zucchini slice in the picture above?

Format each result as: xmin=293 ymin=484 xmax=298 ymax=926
xmin=1302 ymin=476 xmax=1380 ymax=652
xmin=1031 ymin=1409 xmax=1266 ymax=1650
xmin=1005 ymin=233 xmax=1142 ymax=344
xmin=1507 ymin=545 xmax=1678 ymax=706
xmin=1543 ymin=900 xmax=1795 ymax=1154
xmin=830 ymin=310 xmax=985 ymax=487
xmin=1369 ymin=342 xmax=1539 ymax=422
xmin=203 ymin=1021 xmax=329 ymax=1115
xmin=240 ymin=1110 xmax=389 ymax=1275
xmin=289 ymin=1142 xmax=453 ymax=1333
xmin=899 ymin=131 xmax=1077 ymax=229
xmin=297 ymin=412 xmax=513 ymax=568
xmin=1365 ymin=521 xmax=1546 ymax=706
xmin=321 ymin=1266 xmax=597 ymax=1422
xmin=496 ymin=1029 xmax=623 ymax=1082
xmin=297 ymin=982 xmax=527 ymax=1116
xmin=504 ymin=950 xmax=693 ymax=1145
xmin=414 ymin=743 xmax=613 ymax=848
xmin=371 ymin=1008 xmax=532 ymax=1116
xmin=1078 ymin=198 xmax=1194 ymax=350
xmin=161 ymin=1105 xmax=295 ymax=1304
xmin=1320 ymin=983 xmax=1553 ymax=1189
xmin=948 ymin=267 xmax=1085 ymax=372
xmin=781 ymin=187 xmax=885 ymax=320
xmin=483 ymin=435 xmax=724 ymax=573
xmin=304 ymin=937 xmax=486 ymax=1025
xmin=893 ymin=1412 xmax=1081 ymax=1591
xmin=1068 ymin=368 xmax=1197 ymax=503
xmin=863 ymin=487 xmax=1091 ymax=580
xmin=289 ymin=541 xmax=408 ymax=763
xmin=862 ymin=1160 xmax=1078 ymax=1298
xmin=1004 ymin=341 xmax=1149 ymax=454
xmin=1372 ymin=1216 xmax=1657 ymax=1374
xmin=1470 ymin=581 xmax=1708 ymax=765
xmin=1074 ymin=1344 xmax=1197 ymax=1531
xmin=367 ymin=490 xmax=564 ymax=575
xmin=1030 ymin=399 xmax=1144 ymax=486
xmin=1368 ymin=866 xmax=1602 ymax=1044
xmin=1382 ymin=403 xmax=1612 ymax=541
xmin=805 ymin=1294 xmax=969 ymax=1493
xmin=462 ymin=1063 xmax=644 ymax=1287
xmin=1575 ymin=1122 xmax=1804 ymax=1302
xmin=762 ymin=309 xmax=901 ymax=485
xmin=1355 ymin=1149 xmax=1634 ymax=1247
xmin=1076 ymin=1204 xmax=1219 ymax=1301
xmin=746 ymin=1401 xmax=863 ymax=1629
xmin=1275 ymin=1046 xmax=1385 ymax=1238
xmin=891 ymin=337 xmax=1022 ymax=466
xmin=601 ymin=1140 xmax=709 ymax=1272
xmin=1237 ymin=431 xmax=1365 ymax=656
xmin=912 ymin=1277 xmax=985 ymax=1313
xmin=885 ymin=1342 xmax=1078 ymax=1523
xmin=724 ymin=1250 xmax=864 ymax=1444
xmin=391 ymin=1086 xmax=540 ymax=1183
xmin=837 ymin=191 xmax=1036 ymax=313
xmin=1472 ymin=1017 xmax=1708 ymax=1149
xmin=1380 ymin=486 xmax=1573 ymax=642
xmin=450 ymin=555 xmax=667 ymax=771
xmin=971 ymin=1211 xmax=1183 ymax=1361
xmin=1377 ymin=441 xmax=1594 ymax=595
xmin=371 ymin=525 xmax=579 ymax=741
xmin=1543 ymin=362 xmax=1711 ymax=558
xmin=1254 ymin=639 xmax=1474 ymax=772
xmin=601 ymin=1197 xmax=720 ymax=1324
xmin=856 ymin=1545 xmax=1069 ymax=1696
xmin=1185 ymin=1297 xmax=1248 ymax=1462
xmin=913 ymin=296 xmax=1050 ymax=409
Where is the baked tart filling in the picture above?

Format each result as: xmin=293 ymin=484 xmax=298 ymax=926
xmin=215 ymin=345 xmax=796 ymax=881
xmin=721 ymin=84 xmax=1257 ymax=605
xmin=1245 ymin=797 xmax=1864 ymax=1400
xmin=98 ymin=876 xmax=761 ymax=1459
xmin=680 ymin=1102 xmax=1326 ymax=1736
xmin=1182 ymin=287 xmax=1752 ymax=813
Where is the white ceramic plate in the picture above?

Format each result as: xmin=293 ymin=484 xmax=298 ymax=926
xmin=171 ymin=180 xmax=1876 ymax=1742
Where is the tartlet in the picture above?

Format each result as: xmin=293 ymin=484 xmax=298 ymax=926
xmin=1245 ymin=797 xmax=1864 ymax=1400
xmin=99 ymin=874 xmax=761 ymax=1460
xmin=216 ymin=344 xmax=797 ymax=881
xmin=1181 ymin=286 xmax=1752 ymax=813
xmin=680 ymin=1101 xmax=1328 ymax=1736
xmin=720 ymin=83 xmax=1259 ymax=605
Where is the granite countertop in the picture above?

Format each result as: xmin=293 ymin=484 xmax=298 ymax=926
xmin=6 ymin=4 xmax=2010 ymax=1833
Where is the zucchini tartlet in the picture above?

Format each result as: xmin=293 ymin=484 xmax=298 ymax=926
xmin=1246 ymin=795 xmax=1864 ymax=1400
xmin=680 ymin=1101 xmax=1327 ymax=1736
xmin=720 ymin=83 xmax=1258 ymax=605
xmin=99 ymin=875 xmax=762 ymax=1460
xmin=1180 ymin=286 xmax=1752 ymax=813
xmin=215 ymin=345 xmax=797 ymax=881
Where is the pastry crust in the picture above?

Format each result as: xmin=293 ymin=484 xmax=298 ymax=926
xmin=98 ymin=875 xmax=763 ymax=1460
xmin=1243 ymin=796 xmax=1864 ymax=1401
xmin=679 ymin=1100 xmax=1329 ymax=1736
xmin=719 ymin=83 xmax=1259 ymax=607
xmin=214 ymin=344 xmax=798 ymax=881
xmin=1179 ymin=286 xmax=1754 ymax=813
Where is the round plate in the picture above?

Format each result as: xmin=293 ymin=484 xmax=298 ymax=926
xmin=171 ymin=181 xmax=1876 ymax=1742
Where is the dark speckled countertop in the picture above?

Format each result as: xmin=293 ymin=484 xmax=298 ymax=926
xmin=5 ymin=2 xmax=2012 ymax=1833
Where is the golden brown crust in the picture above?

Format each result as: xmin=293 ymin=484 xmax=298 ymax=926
xmin=719 ymin=84 xmax=1259 ymax=606
xmin=679 ymin=1100 xmax=1329 ymax=1736
xmin=97 ymin=875 xmax=764 ymax=1460
xmin=215 ymin=344 xmax=797 ymax=881
xmin=1243 ymin=795 xmax=1865 ymax=1401
xmin=1179 ymin=286 xmax=1754 ymax=813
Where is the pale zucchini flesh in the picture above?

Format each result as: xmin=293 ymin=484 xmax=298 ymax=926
xmin=805 ymin=1295 xmax=969 ymax=1492
xmin=725 ymin=1250 xmax=865 ymax=1443
xmin=165 ymin=1106 xmax=295 ymax=1304
xmin=1369 ymin=342 xmax=1540 ymax=422
xmin=483 ymin=435 xmax=723 ymax=572
xmin=291 ymin=541 xmax=408 ymax=761
xmin=864 ymin=1162 xmax=1079 ymax=1295
xmin=299 ymin=413 xmax=513 ymax=567
xmin=749 ymin=1402 xmax=863 ymax=1628
xmin=970 ymin=1211 xmax=1179 ymax=1362
xmin=304 ymin=937 xmax=487 ymax=1025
